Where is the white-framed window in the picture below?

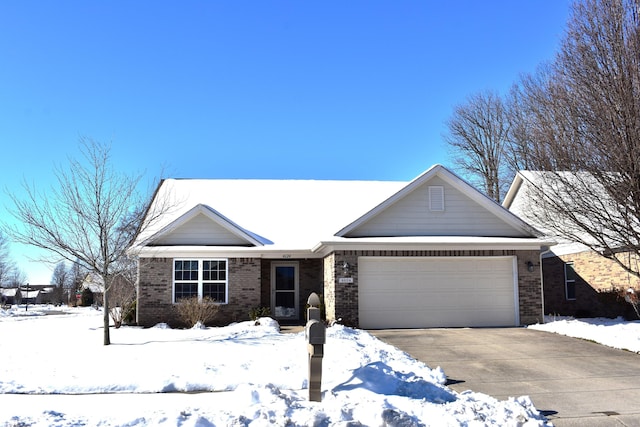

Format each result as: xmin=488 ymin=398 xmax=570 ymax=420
xmin=564 ymin=262 xmax=576 ymax=300
xmin=428 ymin=186 xmax=445 ymax=211
xmin=173 ymin=259 xmax=228 ymax=303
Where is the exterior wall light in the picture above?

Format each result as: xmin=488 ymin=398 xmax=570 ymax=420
xmin=527 ymin=261 xmax=535 ymax=272
xmin=342 ymin=261 xmax=350 ymax=274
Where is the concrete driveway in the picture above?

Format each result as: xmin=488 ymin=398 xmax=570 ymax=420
xmin=370 ymin=327 xmax=640 ymax=427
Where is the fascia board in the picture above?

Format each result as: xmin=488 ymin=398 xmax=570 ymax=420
xmin=502 ymin=172 xmax=524 ymax=209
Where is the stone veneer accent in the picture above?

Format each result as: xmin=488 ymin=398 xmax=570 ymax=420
xmin=542 ymin=250 xmax=640 ymax=319
xmin=323 ymin=249 xmax=544 ymax=328
xmin=137 ymin=257 xmax=261 ymax=327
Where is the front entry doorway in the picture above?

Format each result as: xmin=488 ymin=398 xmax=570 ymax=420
xmin=271 ymin=262 xmax=299 ymax=320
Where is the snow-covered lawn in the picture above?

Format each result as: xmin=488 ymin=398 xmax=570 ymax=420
xmin=528 ymin=315 xmax=640 ymax=353
xmin=5 ymin=307 xmax=636 ymax=426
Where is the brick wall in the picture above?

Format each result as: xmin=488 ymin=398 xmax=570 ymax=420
xmin=137 ymin=257 xmax=261 ymax=327
xmin=225 ymin=258 xmax=261 ymax=323
xmin=323 ymin=249 xmax=543 ymax=327
xmin=137 ymin=257 xmax=174 ymax=326
xmin=543 ymin=250 xmax=640 ymax=318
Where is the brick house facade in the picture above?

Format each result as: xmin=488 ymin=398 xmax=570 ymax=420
xmin=137 ymin=249 xmax=544 ymax=328
xmin=504 ymin=171 xmax=640 ymax=319
xmin=138 ymin=257 xmax=321 ymax=327
xmin=133 ymin=165 xmax=550 ymax=329
xmin=542 ymin=250 xmax=640 ymax=319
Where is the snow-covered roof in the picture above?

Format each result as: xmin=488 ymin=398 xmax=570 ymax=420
xmin=81 ymin=274 xmax=106 ymax=293
xmin=1 ymin=288 xmax=18 ymax=297
xmin=503 ymin=170 xmax=637 ymax=254
xmin=133 ymin=164 xmax=552 ymax=256
xmin=135 ymin=177 xmax=406 ymax=250
xmin=21 ymin=290 xmax=40 ymax=299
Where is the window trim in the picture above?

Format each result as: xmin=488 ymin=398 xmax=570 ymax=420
xmin=173 ymin=258 xmax=229 ymax=304
xmin=564 ymin=261 xmax=576 ymax=301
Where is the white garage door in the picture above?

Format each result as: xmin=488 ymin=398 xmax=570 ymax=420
xmin=358 ymin=256 xmax=518 ymax=329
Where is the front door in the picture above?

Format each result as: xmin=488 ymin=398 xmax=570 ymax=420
xmin=271 ymin=262 xmax=299 ymax=320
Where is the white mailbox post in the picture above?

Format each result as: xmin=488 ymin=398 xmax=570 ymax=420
xmin=305 ymin=292 xmax=325 ymax=402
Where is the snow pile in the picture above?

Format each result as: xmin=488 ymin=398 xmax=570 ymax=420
xmin=528 ymin=316 xmax=640 ymax=353
xmin=0 ymin=306 xmax=551 ymax=426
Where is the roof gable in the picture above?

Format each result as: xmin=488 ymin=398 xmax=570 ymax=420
xmin=134 ymin=178 xmax=405 ymax=250
xmin=503 ymin=170 xmax=614 ymax=251
xmin=337 ymin=165 xmax=539 ymax=238
xmin=145 ymin=204 xmax=270 ymax=247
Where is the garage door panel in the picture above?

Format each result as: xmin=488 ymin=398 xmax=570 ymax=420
xmin=358 ymin=256 xmax=517 ymax=329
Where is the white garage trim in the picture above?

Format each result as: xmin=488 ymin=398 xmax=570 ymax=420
xmin=358 ymin=256 xmax=519 ymax=329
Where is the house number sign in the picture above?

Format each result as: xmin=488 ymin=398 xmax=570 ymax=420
xmin=338 ymin=277 xmax=354 ymax=284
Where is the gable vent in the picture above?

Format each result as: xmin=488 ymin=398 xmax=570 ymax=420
xmin=428 ymin=186 xmax=445 ymax=211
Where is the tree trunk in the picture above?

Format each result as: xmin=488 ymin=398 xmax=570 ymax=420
xmin=103 ymin=290 xmax=110 ymax=345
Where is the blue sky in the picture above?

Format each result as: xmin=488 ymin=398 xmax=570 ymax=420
xmin=0 ymin=1 xmax=570 ymax=284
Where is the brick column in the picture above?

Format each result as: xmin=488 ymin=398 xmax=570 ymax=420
xmin=517 ymin=250 xmax=544 ymax=325
xmin=323 ymin=253 xmax=337 ymax=324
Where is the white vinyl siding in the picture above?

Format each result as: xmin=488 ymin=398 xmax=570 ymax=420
xmin=349 ymin=177 xmax=526 ymax=237
xmin=358 ymin=256 xmax=518 ymax=329
xmin=154 ymin=213 xmax=250 ymax=246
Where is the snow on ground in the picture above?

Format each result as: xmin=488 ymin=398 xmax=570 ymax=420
xmin=528 ymin=315 xmax=640 ymax=353
xmin=0 ymin=306 xmax=556 ymax=426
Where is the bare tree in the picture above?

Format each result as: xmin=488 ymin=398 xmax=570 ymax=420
xmin=444 ymin=90 xmax=513 ymax=202
xmin=107 ymin=208 xmax=143 ymax=328
xmin=508 ymin=0 xmax=640 ymax=277
xmin=4 ymin=138 xmax=165 ymax=345
xmin=50 ymin=262 xmax=70 ymax=305
xmin=0 ymin=232 xmax=14 ymax=287
xmin=8 ymin=268 xmax=27 ymax=288
xmin=107 ymin=267 xmax=137 ymax=328
xmin=51 ymin=262 xmax=69 ymax=288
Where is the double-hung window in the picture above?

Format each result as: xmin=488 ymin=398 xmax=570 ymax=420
xmin=564 ymin=262 xmax=576 ymax=300
xmin=174 ymin=259 xmax=228 ymax=303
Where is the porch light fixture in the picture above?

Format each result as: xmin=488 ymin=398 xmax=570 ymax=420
xmin=526 ymin=261 xmax=535 ymax=272
xmin=342 ymin=261 xmax=350 ymax=274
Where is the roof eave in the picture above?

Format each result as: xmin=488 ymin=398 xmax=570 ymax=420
xmin=312 ymin=236 xmax=557 ymax=257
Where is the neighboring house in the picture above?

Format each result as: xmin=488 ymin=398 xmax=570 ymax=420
xmin=35 ymin=286 xmax=55 ymax=304
xmin=504 ymin=172 xmax=640 ymax=318
xmin=20 ymin=288 xmax=39 ymax=305
xmin=80 ymin=273 xmax=106 ymax=305
xmin=1 ymin=287 xmax=18 ymax=305
xmin=2 ymin=285 xmax=59 ymax=305
xmin=131 ymin=164 xmax=552 ymax=328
